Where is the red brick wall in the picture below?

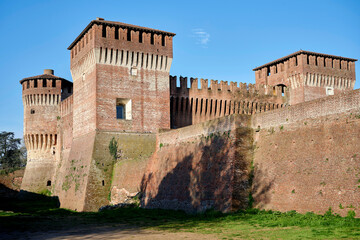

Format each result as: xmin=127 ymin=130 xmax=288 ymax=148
xmin=142 ymin=115 xmax=253 ymax=213
xmin=96 ymin=64 xmax=170 ymax=132
xmin=252 ymin=89 xmax=360 ymax=129
xmin=253 ymin=111 xmax=360 ymax=216
xmin=252 ymin=90 xmax=360 ymax=216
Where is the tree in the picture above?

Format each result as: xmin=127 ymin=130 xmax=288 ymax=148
xmin=0 ymin=131 xmax=24 ymax=169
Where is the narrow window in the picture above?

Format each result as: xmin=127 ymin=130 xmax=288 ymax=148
xmin=195 ymin=99 xmax=198 ymax=113
xmin=47 ymin=180 xmax=51 ymax=186
xmin=99 ymin=47 xmax=102 ymax=63
xmin=31 ymin=109 xmax=35 ymax=114
xmin=131 ymin=52 xmax=134 ymax=66
xmin=102 ymin=180 xmax=105 ymax=186
xmin=116 ymin=98 xmax=132 ymax=120
xmin=43 ymin=79 xmax=46 ymax=87
xmin=127 ymin=29 xmax=131 ymax=41
xmin=116 ymin=104 xmax=125 ymax=119
xmin=102 ymin=25 xmax=106 ymax=38
xmin=141 ymin=53 xmax=144 ymax=68
xmin=219 ymin=100 xmax=222 ymax=115
xmin=214 ymin=100 xmax=217 ymax=115
xmin=110 ymin=49 xmax=113 ymax=63
xmin=205 ymin=99 xmax=208 ymax=114
xmin=120 ymin=50 xmax=124 ymax=65
xmin=52 ymin=80 xmax=56 ymax=88
xmin=34 ymin=79 xmax=38 ymax=88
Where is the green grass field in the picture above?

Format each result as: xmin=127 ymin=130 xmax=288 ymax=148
xmin=1 ymin=197 xmax=360 ymax=239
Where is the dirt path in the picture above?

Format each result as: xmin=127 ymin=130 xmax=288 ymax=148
xmin=2 ymin=224 xmax=220 ymax=240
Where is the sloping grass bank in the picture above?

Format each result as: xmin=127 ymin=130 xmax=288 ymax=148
xmin=1 ymin=197 xmax=359 ymax=239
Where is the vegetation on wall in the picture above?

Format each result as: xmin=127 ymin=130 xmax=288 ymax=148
xmin=108 ymin=137 xmax=118 ymax=160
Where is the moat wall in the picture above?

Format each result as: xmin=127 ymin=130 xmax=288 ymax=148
xmin=252 ymin=90 xmax=360 ymax=216
xmin=141 ymin=115 xmax=254 ymax=213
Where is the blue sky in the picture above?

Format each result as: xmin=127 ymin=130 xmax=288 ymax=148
xmin=0 ymin=0 xmax=359 ymax=138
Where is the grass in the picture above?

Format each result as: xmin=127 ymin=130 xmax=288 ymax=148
xmin=1 ymin=197 xmax=360 ymax=239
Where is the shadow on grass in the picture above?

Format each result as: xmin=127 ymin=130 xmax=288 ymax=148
xmin=1 ymin=183 xmax=360 ymax=239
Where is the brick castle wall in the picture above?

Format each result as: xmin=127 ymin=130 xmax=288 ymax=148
xmin=141 ymin=115 xmax=253 ymax=213
xmin=170 ymin=76 xmax=288 ymax=129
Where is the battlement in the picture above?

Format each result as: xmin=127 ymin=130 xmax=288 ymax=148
xmin=254 ymin=50 xmax=356 ymax=87
xmin=21 ymin=70 xmax=73 ymax=100
xmin=253 ymin=50 xmax=357 ymax=105
xmin=169 ymin=75 xmax=288 ymax=97
xmin=169 ymin=75 xmax=288 ymax=128
xmin=68 ymin=18 xmax=175 ymax=64
xmin=253 ymin=50 xmax=356 ymax=73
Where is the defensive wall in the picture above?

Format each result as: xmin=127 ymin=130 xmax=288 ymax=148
xmin=141 ymin=115 xmax=253 ymax=213
xmin=139 ymin=89 xmax=360 ymax=215
xmin=170 ymin=76 xmax=288 ymax=128
xmin=252 ymin=89 xmax=360 ymax=216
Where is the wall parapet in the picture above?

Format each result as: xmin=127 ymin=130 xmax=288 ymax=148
xmin=252 ymin=89 xmax=360 ymax=129
xmin=169 ymin=75 xmax=288 ymax=129
xmin=170 ymin=75 xmax=287 ymax=97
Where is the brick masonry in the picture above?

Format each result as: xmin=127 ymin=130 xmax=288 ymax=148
xmin=19 ymin=19 xmax=359 ymax=215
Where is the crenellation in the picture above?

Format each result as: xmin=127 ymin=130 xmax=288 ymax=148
xmin=180 ymin=76 xmax=187 ymax=90
xmin=210 ymin=79 xmax=218 ymax=91
xmin=200 ymin=78 xmax=208 ymax=89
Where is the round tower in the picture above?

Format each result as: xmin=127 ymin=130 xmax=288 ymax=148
xmin=20 ymin=69 xmax=72 ymax=193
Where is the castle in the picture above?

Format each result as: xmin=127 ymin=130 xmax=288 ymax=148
xmin=20 ymin=18 xmax=360 ymax=215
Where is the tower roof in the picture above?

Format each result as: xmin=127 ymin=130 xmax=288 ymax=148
xmin=253 ymin=50 xmax=357 ymax=71
xmin=68 ymin=18 xmax=176 ymax=50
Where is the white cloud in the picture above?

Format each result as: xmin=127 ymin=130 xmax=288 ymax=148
xmin=192 ymin=28 xmax=210 ymax=47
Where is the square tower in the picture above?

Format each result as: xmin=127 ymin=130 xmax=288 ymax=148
xmin=253 ymin=50 xmax=357 ymax=105
xmin=68 ymin=18 xmax=175 ymax=137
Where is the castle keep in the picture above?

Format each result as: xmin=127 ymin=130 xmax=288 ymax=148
xmin=20 ymin=18 xmax=360 ymax=215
